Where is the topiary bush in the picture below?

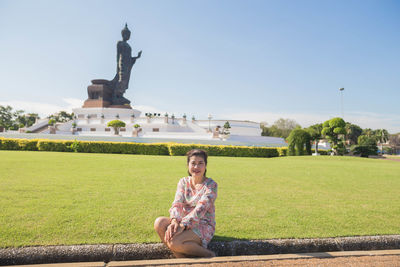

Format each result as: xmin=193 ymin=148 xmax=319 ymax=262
xmin=48 ymin=119 xmax=56 ymax=126
xmin=287 ymin=128 xmax=312 ymax=156
xmin=107 ymin=120 xmax=126 ymax=135
xmin=322 ymin=117 xmax=346 ymax=155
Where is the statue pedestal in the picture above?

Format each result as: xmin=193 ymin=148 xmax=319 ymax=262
xmin=83 ymin=81 xmax=113 ymax=108
xmin=83 ymin=99 xmax=112 ymax=108
xmin=82 ymin=79 xmax=132 ymax=109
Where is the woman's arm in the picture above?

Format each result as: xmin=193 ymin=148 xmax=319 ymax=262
xmin=181 ymin=182 xmax=217 ymax=229
xmin=169 ymin=178 xmax=186 ymax=222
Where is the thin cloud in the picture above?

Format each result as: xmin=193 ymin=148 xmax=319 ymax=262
xmin=0 ymin=98 xmax=83 ymax=117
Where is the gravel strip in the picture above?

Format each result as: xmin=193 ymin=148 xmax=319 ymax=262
xmin=1 ymin=235 xmax=399 ymax=266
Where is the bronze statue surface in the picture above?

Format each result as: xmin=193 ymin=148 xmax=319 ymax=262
xmin=83 ymin=24 xmax=141 ymax=109
xmin=109 ymin=23 xmax=142 ymax=105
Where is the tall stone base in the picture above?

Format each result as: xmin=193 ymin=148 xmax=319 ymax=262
xmin=83 ymin=99 xmax=111 ymax=108
xmin=83 ymin=80 xmax=113 ymax=108
xmin=82 ymin=79 xmax=131 ymax=109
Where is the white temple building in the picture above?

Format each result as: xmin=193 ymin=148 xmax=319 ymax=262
xmin=22 ymin=107 xmax=287 ymax=147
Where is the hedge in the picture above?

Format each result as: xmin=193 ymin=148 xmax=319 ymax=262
xmin=76 ymin=141 xmax=169 ymax=155
xmin=0 ymin=138 xmax=169 ymax=155
xmin=168 ymin=144 xmax=281 ymax=158
xmin=1 ymin=137 xmax=327 ymax=158
xmin=37 ymin=140 xmax=74 ymax=152
xmin=0 ymin=138 xmax=39 ymax=151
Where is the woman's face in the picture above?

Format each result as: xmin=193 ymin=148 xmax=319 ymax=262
xmin=188 ymin=156 xmax=206 ymax=179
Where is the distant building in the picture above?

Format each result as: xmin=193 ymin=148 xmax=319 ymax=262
xmin=23 ymin=107 xmax=286 ymax=147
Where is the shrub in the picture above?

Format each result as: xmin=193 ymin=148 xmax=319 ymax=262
xmin=351 ymin=135 xmax=378 ymax=157
xmin=69 ymin=140 xmax=80 ymax=153
xmin=0 ymin=138 xmax=20 ymax=150
xmin=37 ymin=140 xmax=73 ymax=152
xmin=107 ymin=120 xmax=126 ymax=128
xmin=18 ymin=139 xmax=39 ymax=151
xmin=223 ymin=121 xmax=231 ymax=135
xmin=351 ymin=145 xmax=378 ymax=157
xmin=322 ymin=117 xmax=346 ymax=155
xmin=287 ymin=128 xmax=312 ymax=156
xmin=277 ymin=147 xmax=288 ymax=156
xmin=48 ymin=119 xmax=56 ymax=126
xmin=107 ymin=120 xmax=126 ymax=135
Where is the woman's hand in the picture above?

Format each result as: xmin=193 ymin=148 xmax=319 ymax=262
xmin=164 ymin=220 xmax=184 ymax=242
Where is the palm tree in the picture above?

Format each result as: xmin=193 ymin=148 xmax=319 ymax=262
xmin=363 ymin=128 xmax=374 ymax=138
xmin=375 ymin=129 xmax=389 ymax=155
xmin=345 ymin=123 xmax=362 ymax=146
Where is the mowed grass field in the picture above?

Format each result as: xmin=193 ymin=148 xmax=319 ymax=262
xmin=0 ymin=150 xmax=399 ymax=248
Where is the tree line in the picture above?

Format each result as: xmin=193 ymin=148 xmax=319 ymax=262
xmin=0 ymin=105 xmax=74 ymax=131
xmin=0 ymin=105 xmax=39 ymax=130
xmin=261 ymin=117 xmax=399 ymax=156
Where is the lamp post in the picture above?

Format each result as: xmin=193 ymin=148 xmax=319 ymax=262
xmin=208 ymin=114 xmax=212 ymax=132
xmin=339 ymin=87 xmax=344 ymax=118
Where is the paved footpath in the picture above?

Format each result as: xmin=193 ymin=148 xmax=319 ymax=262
xmin=11 ymin=249 xmax=400 ymax=267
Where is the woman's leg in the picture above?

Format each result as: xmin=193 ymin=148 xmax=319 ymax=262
xmin=153 ymin=217 xmax=187 ymax=258
xmin=167 ymin=229 xmax=215 ymax=258
xmin=154 ymin=217 xmax=169 ymax=242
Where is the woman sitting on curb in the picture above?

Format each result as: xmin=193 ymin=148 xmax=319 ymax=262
xmin=154 ymin=149 xmax=218 ymax=257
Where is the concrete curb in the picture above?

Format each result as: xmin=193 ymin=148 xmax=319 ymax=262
xmin=1 ymin=235 xmax=399 ymax=266
xmin=108 ymin=249 xmax=400 ymax=266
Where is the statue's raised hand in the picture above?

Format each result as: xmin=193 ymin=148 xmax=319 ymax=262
xmin=137 ymin=51 xmax=142 ymax=58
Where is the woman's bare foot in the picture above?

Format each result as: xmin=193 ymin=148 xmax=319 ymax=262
xmin=207 ymin=250 xmax=216 ymax=257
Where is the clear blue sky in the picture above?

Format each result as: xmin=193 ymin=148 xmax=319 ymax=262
xmin=1 ymin=0 xmax=399 ymax=133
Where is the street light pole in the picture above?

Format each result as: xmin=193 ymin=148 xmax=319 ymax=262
xmin=339 ymin=87 xmax=344 ymax=118
xmin=208 ymin=114 xmax=212 ymax=132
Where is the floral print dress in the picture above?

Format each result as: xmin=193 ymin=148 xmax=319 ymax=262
xmin=169 ymin=176 xmax=218 ymax=248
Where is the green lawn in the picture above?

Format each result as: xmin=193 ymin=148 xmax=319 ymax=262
xmin=385 ymin=155 xmax=400 ymax=159
xmin=0 ymin=151 xmax=399 ymax=248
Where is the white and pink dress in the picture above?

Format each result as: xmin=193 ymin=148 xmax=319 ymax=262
xmin=169 ymin=176 xmax=218 ymax=248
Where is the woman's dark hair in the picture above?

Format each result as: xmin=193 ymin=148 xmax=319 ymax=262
xmin=186 ymin=149 xmax=208 ymax=176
